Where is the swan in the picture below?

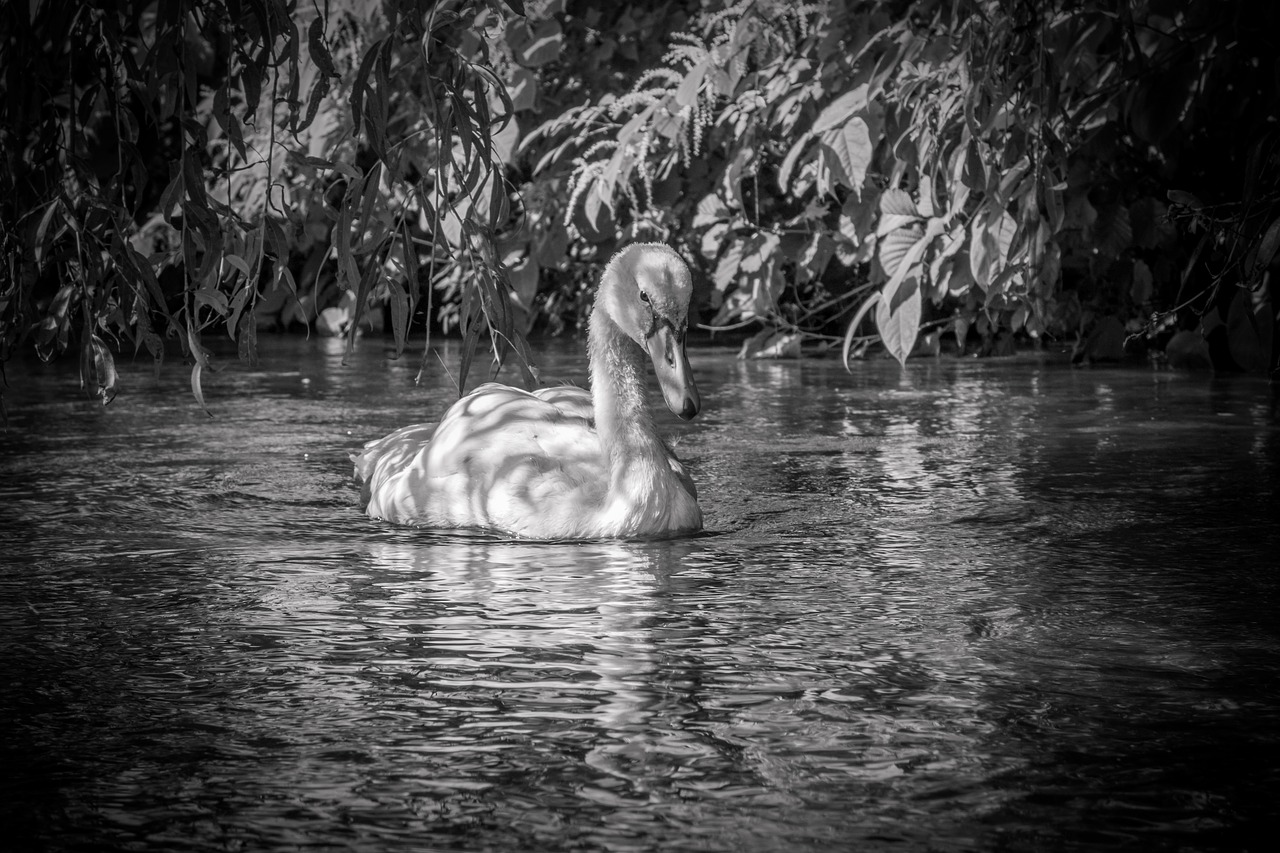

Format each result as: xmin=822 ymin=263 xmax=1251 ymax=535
xmin=352 ymin=242 xmax=703 ymax=540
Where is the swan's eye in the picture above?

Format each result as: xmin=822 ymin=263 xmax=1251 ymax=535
xmin=639 ymin=291 xmax=650 ymax=304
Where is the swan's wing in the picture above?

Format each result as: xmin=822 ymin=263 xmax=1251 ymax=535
xmin=362 ymin=384 xmax=608 ymax=533
xmin=428 ymin=384 xmax=604 ymax=494
xmin=352 ymin=421 xmax=437 ymax=503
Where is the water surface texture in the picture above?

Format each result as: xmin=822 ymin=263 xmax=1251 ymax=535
xmin=2 ymin=338 xmax=1278 ymax=852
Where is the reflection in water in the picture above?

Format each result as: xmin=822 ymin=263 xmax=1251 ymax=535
xmin=1 ymin=341 xmax=1278 ymax=851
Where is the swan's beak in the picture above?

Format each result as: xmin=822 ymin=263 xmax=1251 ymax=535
xmin=647 ymin=325 xmax=700 ymax=420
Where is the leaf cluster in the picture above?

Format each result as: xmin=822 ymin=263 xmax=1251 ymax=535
xmin=1 ymin=0 xmax=533 ymax=410
xmin=518 ymin=0 xmax=1280 ymax=370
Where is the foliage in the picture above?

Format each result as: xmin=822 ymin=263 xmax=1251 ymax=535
xmin=4 ymin=0 xmax=1279 ymax=413
xmin=1 ymin=0 xmax=532 ymax=410
xmin=521 ymin=0 xmax=1280 ymax=371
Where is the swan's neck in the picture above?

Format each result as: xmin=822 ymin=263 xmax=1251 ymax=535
xmin=587 ymin=305 xmax=668 ymax=490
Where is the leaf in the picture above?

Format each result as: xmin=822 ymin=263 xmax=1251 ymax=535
xmin=508 ymin=66 xmax=537 ymax=111
xmin=400 ymin=221 xmax=420 ymax=304
xmin=508 ymin=17 xmax=563 ymax=68
xmin=343 ymin=255 xmax=381 ymax=362
xmin=676 ymin=58 xmax=708 ymax=108
xmin=839 ymin=194 xmax=877 ymax=245
xmin=191 ymin=363 xmax=211 ymax=416
xmin=881 ymin=217 xmax=943 ymax=296
xmin=819 ymin=117 xmax=872 ymax=195
xmin=507 ymin=253 xmax=540 ymax=310
xmin=278 ymin=264 xmax=298 ymax=297
xmin=357 ymin=161 xmax=384 ymax=250
xmin=985 ymin=263 xmax=1025 ymax=300
xmin=715 ymin=239 xmax=744 ymax=291
xmin=842 ymin=291 xmax=880 ymax=370
xmin=308 ymin=16 xmax=338 ymax=78
xmin=297 ymin=74 xmax=329 ymax=133
xmin=211 ymin=83 xmax=231 ymax=133
xmin=954 ymin=314 xmax=970 ymax=353
xmin=996 ymin=155 xmax=1030 ymax=206
xmin=224 ymin=253 xmax=251 ymax=276
xmin=439 ymin=207 xmax=464 ymax=249
xmin=694 ymin=193 xmax=730 ymax=228
xmin=456 ymin=305 xmax=482 ymax=396
xmin=237 ymin=309 xmax=258 ymax=366
xmin=225 ymin=111 xmax=247 ymax=161
xmin=739 ymin=232 xmax=777 ymax=273
xmin=699 ymin=222 xmax=727 ymax=260
xmin=34 ymin=198 xmax=62 ymax=267
xmin=181 ymin=151 xmax=210 ymax=211
xmin=969 ymin=208 xmax=1017 ymax=288
xmin=1255 ymin=216 xmax=1280 ymax=271
xmin=368 ymin=42 xmax=393 ymax=160
xmin=875 ymin=276 xmax=922 ymax=367
xmin=241 ymin=61 xmax=263 ymax=117
xmin=945 ymin=257 xmax=975 ymax=296
xmin=876 ymin=211 xmax=920 ymax=238
xmin=158 ymin=166 xmax=183 ymax=220
xmin=284 ymin=19 xmax=302 ymax=123
xmin=879 ymin=188 xmax=918 ymax=217
xmin=226 ymin=280 xmax=252 ymax=341
xmin=351 ymin=36 xmax=385 ymax=138
xmin=878 ymin=223 xmax=923 ymax=281
xmin=1038 ymin=240 xmax=1061 ymax=291
xmin=243 ymin=0 xmax=272 ymax=44
xmin=778 ymin=132 xmax=813 ymax=193
xmin=1044 ymin=182 xmax=1065 ymax=233
xmin=963 ymin=141 xmax=986 ymax=191
xmin=812 ymin=84 xmax=869 ymax=135
xmin=799 ymin=233 xmax=836 ymax=282
xmin=1167 ymin=189 xmax=1203 ymax=210
xmin=195 ymin=288 xmax=230 ymax=316
xmin=491 ymin=111 xmax=520 ymax=166
xmin=386 ymin=270 xmax=409 ymax=358
xmin=126 ymin=245 xmax=178 ymax=328
xmin=917 ymin=174 xmax=935 ymax=218
xmin=186 ymin=327 xmax=212 ymax=416
xmin=83 ymin=334 xmax=118 ymax=405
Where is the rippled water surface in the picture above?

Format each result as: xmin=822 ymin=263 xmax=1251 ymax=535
xmin=2 ymin=337 xmax=1278 ymax=852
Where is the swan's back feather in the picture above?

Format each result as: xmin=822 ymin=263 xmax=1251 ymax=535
xmin=354 ymin=382 xmax=694 ymax=539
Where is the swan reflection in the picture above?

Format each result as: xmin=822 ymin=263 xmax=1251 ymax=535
xmin=360 ymin=537 xmax=695 ymax=754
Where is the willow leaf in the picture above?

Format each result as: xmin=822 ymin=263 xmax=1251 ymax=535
xmin=387 ymin=270 xmax=409 ymax=359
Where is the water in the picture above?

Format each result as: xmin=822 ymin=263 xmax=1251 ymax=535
xmin=2 ymin=336 xmax=1278 ymax=852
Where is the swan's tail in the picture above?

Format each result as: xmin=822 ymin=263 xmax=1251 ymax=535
xmin=351 ymin=423 xmax=438 ymax=506
xmin=350 ymin=446 xmax=375 ymax=505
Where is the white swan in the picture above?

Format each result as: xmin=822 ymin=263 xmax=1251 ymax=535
xmin=352 ymin=243 xmax=703 ymax=540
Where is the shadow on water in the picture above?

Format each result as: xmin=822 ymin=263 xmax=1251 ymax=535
xmin=1 ymin=337 xmax=1278 ymax=851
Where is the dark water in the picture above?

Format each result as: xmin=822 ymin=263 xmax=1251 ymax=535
xmin=2 ymin=336 xmax=1278 ymax=852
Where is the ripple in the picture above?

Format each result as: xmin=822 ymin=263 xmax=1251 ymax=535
xmin=2 ymin=345 xmax=1278 ymax=851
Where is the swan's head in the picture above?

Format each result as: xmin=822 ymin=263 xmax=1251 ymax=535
xmin=600 ymin=243 xmax=701 ymax=420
